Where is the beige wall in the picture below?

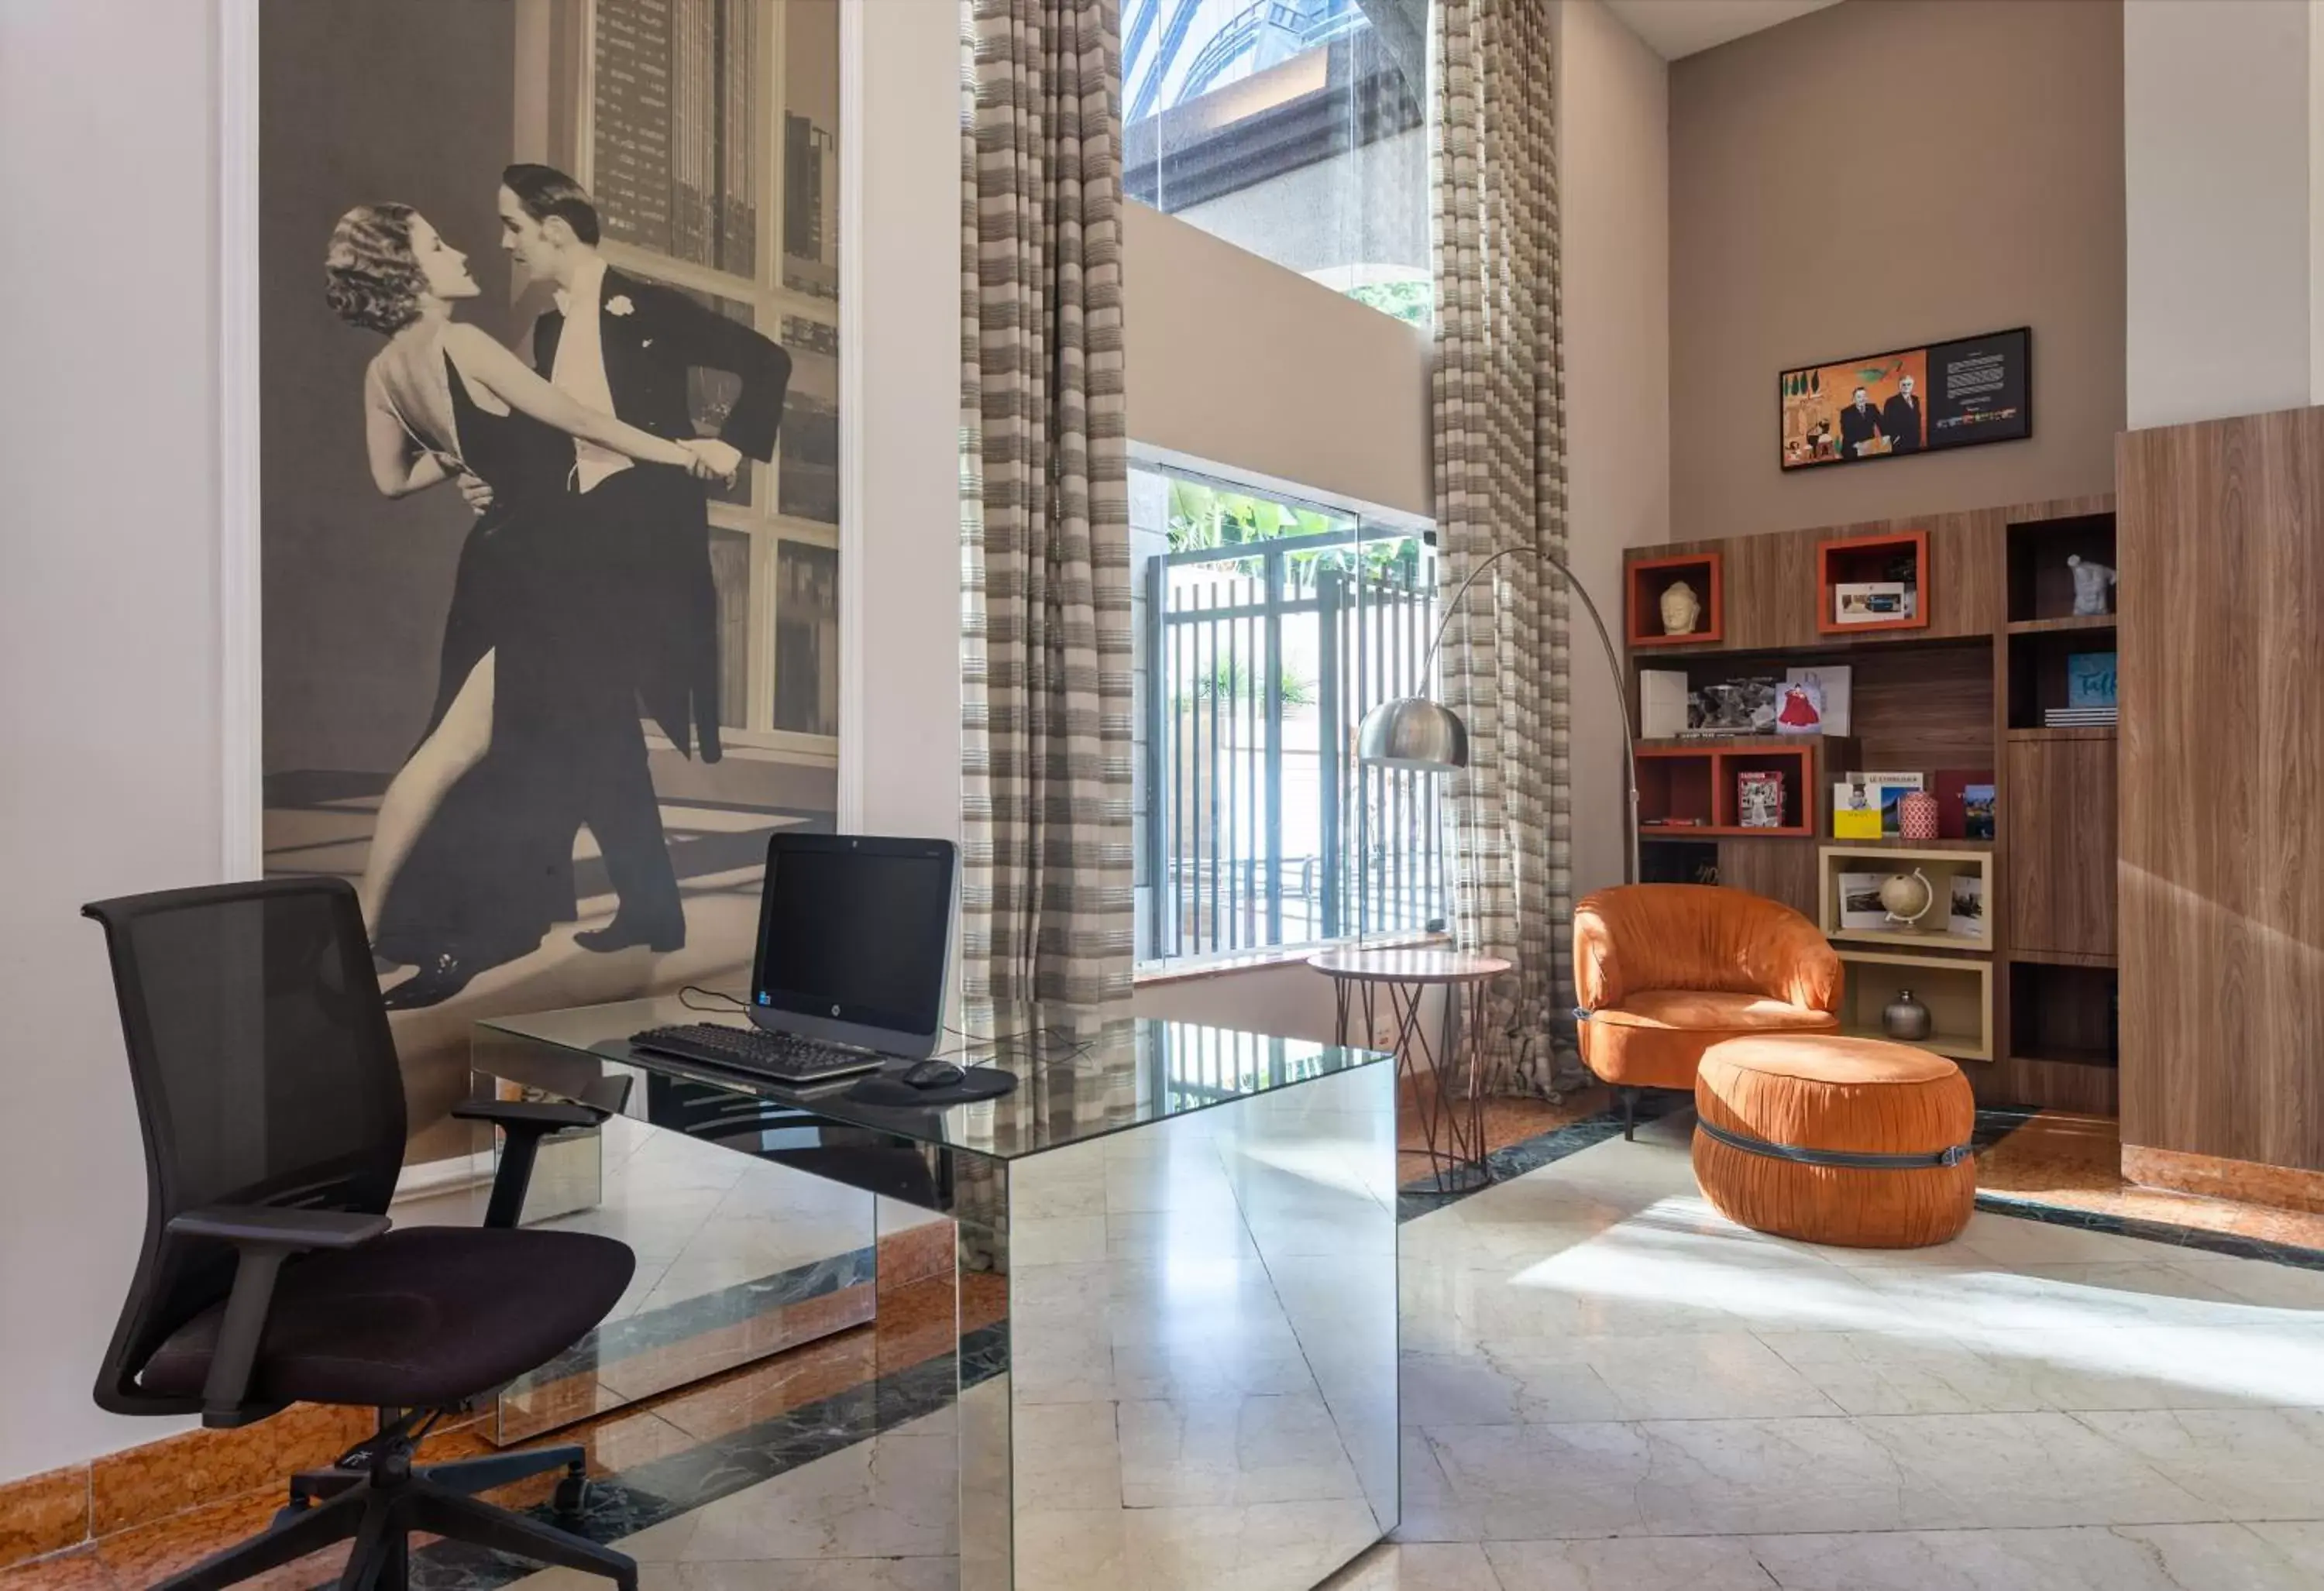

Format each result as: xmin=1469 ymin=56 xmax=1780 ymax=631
xmin=1562 ymin=0 xmax=1671 ymax=900
xmin=1123 ymin=201 xmax=1434 ymax=520
xmin=1669 ymin=0 xmax=2125 ymax=538
xmin=2125 ymin=0 xmax=2319 ymax=427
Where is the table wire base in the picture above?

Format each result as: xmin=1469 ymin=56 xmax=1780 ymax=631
xmin=1332 ymin=975 xmax=1493 ymax=1194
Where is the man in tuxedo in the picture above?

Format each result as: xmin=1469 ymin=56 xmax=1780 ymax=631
xmin=1881 ymin=373 xmax=1924 ymax=455
xmin=1838 ymin=385 xmax=1883 ymax=460
xmin=495 ymin=163 xmax=792 ymax=953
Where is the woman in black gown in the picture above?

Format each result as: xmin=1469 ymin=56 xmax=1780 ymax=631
xmin=324 ymin=203 xmax=717 ymax=1007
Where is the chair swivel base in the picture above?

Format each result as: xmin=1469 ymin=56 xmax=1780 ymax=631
xmin=157 ymin=1426 xmax=634 ymax=1591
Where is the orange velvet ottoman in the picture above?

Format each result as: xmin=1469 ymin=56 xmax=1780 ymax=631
xmin=1693 ymin=1034 xmax=1976 ymax=1249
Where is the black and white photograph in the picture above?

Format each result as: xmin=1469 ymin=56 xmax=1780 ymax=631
xmin=259 ymin=0 xmax=842 ymax=1129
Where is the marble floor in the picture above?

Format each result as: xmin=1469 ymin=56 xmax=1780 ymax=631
xmin=493 ymin=1106 xmax=2324 ymax=1591
xmin=15 ymin=1101 xmax=2324 ymax=1590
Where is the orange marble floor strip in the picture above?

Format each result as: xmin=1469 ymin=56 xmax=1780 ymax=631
xmin=1978 ymin=1112 xmax=2324 ymax=1251
xmin=593 ymin=1281 xmax=875 ymax=1404
xmin=0 ymin=1466 xmax=88 ymax=1570
xmin=87 ymin=1401 xmax=373 ymax=1540
xmin=2122 ymin=1142 xmax=2324 ymax=1216
xmin=875 ymin=1221 xmax=957 ymax=1292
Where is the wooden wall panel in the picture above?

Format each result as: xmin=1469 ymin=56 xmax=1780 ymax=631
xmin=1715 ymin=837 xmax=1818 ymax=919
xmin=2119 ymin=408 xmax=2324 ymax=1174
xmin=2005 ymin=737 xmax=2117 ymax=959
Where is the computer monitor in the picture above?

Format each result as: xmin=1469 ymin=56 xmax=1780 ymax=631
xmin=747 ymin=833 xmax=957 ymax=1058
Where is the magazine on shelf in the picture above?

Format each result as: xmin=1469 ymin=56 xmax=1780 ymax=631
xmin=1736 ymin=770 xmax=1787 ymax=828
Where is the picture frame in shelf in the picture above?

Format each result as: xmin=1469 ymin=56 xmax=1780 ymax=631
xmin=1950 ymin=874 xmax=1985 ymax=938
xmin=1837 ymin=871 xmax=1888 ymax=931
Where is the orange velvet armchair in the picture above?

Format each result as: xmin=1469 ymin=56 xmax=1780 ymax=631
xmin=1573 ymin=885 xmax=1844 ymax=1137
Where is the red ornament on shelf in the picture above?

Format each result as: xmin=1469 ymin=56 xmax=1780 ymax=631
xmin=1900 ymin=790 xmax=1941 ymax=841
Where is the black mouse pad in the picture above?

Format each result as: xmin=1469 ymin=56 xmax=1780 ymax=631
xmin=845 ymin=1067 xmax=1019 ymax=1108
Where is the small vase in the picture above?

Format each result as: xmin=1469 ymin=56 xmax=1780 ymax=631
xmin=1900 ymin=790 xmax=1940 ymax=841
xmin=1882 ymin=989 xmax=1933 ymax=1042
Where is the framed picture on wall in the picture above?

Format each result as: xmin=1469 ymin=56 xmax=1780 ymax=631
xmin=1779 ymin=326 xmax=2031 ymax=469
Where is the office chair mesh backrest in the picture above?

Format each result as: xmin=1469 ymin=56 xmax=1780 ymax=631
xmin=82 ymin=878 xmax=407 ymax=1414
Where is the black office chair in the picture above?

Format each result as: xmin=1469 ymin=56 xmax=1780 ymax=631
xmin=83 ymin=878 xmax=639 ymax=1591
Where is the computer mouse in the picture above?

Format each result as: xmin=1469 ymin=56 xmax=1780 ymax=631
xmin=902 ymin=1059 xmax=967 ymax=1090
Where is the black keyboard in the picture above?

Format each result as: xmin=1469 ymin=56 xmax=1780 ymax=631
xmin=629 ymin=1022 xmax=890 ymax=1086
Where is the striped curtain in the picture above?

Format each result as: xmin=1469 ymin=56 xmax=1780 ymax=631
xmin=958 ymin=0 xmax=1136 ymax=1007
xmin=1430 ymin=0 xmax=1579 ymax=1095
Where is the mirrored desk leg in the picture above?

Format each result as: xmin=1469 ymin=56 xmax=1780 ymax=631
xmin=954 ymin=1161 xmax=1012 ymax=1591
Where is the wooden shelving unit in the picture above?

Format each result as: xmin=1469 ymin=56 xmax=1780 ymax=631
xmin=1999 ymin=508 xmax=2119 ymax=1114
xmin=1837 ymin=949 xmax=1993 ymax=1063
xmin=1623 ymin=493 xmax=2120 ymax=1114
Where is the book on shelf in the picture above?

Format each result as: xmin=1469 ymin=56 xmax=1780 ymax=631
xmin=2044 ymin=706 xmax=2119 ymax=727
xmin=1736 ymin=770 xmax=1787 ymax=828
xmin=2067 ymin=651 xmax=2118 ymax=710
xmin=1934 ymin=769 xmax=1996 ymax=840
xmin=1640 ymin=670 xmax=1690 ymax=740
xmin=1688 ymin=675 xmax=1780 ymax=736
xmin=1847 ymin=770 xmax=1925 ymax=837
xmin=1832 ymin=781 xmax=1882 ymax=840
xmin=1962 ymin=783 xmax=1996 ymax=840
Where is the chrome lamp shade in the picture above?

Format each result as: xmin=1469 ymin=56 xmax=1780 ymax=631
xmin=1349 ymin=542 xmax=1639 ymax=882
xmin=1356 ymin=696 xmax=1469 ymax=772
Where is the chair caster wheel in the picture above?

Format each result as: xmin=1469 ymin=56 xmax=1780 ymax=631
xmin=552 ymin=1473 xmax=591 ymax=1517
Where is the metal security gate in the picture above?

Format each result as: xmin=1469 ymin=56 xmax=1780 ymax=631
xmin=1143 ymin=530 xmax=1443 ymax=962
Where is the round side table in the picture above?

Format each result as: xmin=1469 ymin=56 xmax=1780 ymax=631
xmin=1308 ymin=948 xmax=1513 ymax=1194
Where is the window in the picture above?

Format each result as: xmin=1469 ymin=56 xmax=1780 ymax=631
xmin=579 ymin=0 xmax=841 ymax=754
xmin=1122 ymin=0 xmax=1429 ymax=324
xmin=1133 ymin=460 xmax=1445 ymax=967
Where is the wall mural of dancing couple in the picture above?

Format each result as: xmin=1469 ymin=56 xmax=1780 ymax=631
xmin=260 ymin=0 xmax=841 ymax=1149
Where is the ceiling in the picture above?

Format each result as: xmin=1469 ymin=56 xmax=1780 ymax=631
xmin=1600 ymin=0 xmax=1846 ymax=60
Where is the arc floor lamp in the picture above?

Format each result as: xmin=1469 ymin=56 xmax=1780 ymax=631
xmin=1356 ymin=546 xmax=1640 ymax=885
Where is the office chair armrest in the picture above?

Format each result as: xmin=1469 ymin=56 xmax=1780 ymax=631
xmin=452 ymin=1095 xmax=621 ymax=1230
xmin=452 ymin=1099 xmax=605 ymax=1132
xmin=164 ymin=1206 xmax=390 ymax=1424
xmin=167 ymin=1205 xmax=391 ymax=1248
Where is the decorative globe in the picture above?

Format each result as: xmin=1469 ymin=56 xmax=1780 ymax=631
xmin=1878 ymin=870 xmax=1935 ymax=923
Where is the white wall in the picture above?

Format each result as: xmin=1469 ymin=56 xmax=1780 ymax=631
xmin=1560 ymin=0 xmax=1671 ymax=899
xmin=2125 ymin=0 xmax=2320 ymax=427
xmin=0 ymin=0 xmax=224 ymax=1481
xmin=841 ymin=0 xmax=964 ymax=850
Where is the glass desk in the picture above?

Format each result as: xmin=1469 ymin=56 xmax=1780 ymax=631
xmin=474 ymin=997 xmax=1399 ymax=1591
